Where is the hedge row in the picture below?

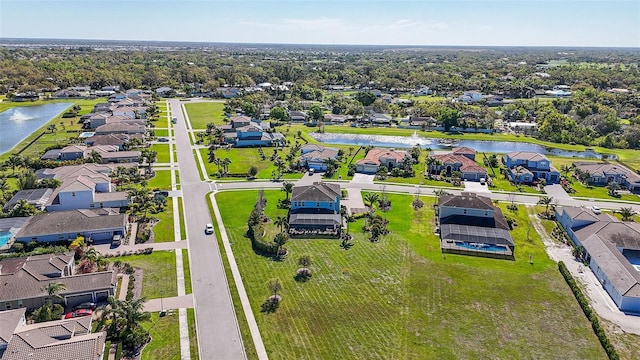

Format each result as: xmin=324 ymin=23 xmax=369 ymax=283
xmin=246 ymin=224 xmax=278 ymax=256
xmin=557 ymin=261 xmax=619 ymax=360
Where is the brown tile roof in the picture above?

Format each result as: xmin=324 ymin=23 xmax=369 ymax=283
xmin=431 ymin=154 xmax=486 ymax=174
xmin=356 ymin=148 xmax=408 ymax=166
xmin=452 ymin=147 xmax=476 ymax=155
xmin=505 ymin=151 xmax=549 ymax=162
xmin=0 ymin=308 xmax=25 ymax=345
xmin=572 ymin=162 xmax=640 ymax=183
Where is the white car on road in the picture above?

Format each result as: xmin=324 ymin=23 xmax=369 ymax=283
xmin=590 ymin=206 xmax=601 ymax=215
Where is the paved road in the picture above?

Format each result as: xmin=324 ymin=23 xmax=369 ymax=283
xmin=170 ymin=100 xmax=246 ymax=360
xmin=215 ymin=180 xmax=640 ymax=213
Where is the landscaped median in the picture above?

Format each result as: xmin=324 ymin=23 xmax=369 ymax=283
xmin=216 ymin=190 xmax=606 ymax=359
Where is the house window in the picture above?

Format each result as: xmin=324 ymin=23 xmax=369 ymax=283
xmin=17 ymin=300 xmax=22 ymax=307
xmin=90 ymin=204 xmax=95 ymax=208
xmin=316 ymin=202 xmax=320 ymax=207
xmin=72 ymin=192 xmax=76 ymax=197
xmin=329 ymin=202 xmax=333 ymax=207
xmin=59 ymin=235 xmax=65 ymax=240
xmin=5 ymin=302 xmax=11 ymax=310
xmin=463 ymin=209 xmax=467 ymax=214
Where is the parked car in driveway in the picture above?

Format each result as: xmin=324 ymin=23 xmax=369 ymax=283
xmin=65 ymin=308 xmax=93 ymax=319
xmin=72 ymin=302 xmax=98 ymax=311
xmin=158 ymin=137 xmax=170 ymax=142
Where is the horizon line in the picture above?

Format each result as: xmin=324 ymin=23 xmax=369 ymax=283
xmin=1 ymin=37 xmax=638 ymax=50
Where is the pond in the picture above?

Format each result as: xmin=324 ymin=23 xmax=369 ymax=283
xmin=309 ymin=132 xmax=616 ymax=159
xmin=0 ymin=102 xmax=73 ymax=154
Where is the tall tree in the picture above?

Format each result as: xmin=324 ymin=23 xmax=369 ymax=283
xmin=281 ymin=181 xmax=294 ymax=200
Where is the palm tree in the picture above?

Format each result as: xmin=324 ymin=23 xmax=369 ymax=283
xmin=273 ymin=232 xmax=288 ymax=257
xmin=559 ymin=164 xmax=573 ymax=178
xmin=618 ymin=207 xmax=636 ymax=221
xmin=120 ymin=297 xmax=150 ymax=335
xmin=222 ymin=157 xmax=230 ymax=175
xmin=42 ymin=282 xmax=66 ymax=304
xmin=537 ymin=196 xmax=553 ymax=214
xmin=274 ymin=216 xmax=288 ymax=232
xmin=89 ymin=150 xmax=102 ymax=163
xmin=281 ymin=181 xmax=294 ymax=200
xmin=364 ymin=192 xmax=380 ymax=208
xmin=607 ymin=181 xmax=621 ymax=197
xmin=10 ymin=200 xmax=37 ymax=217
xmin=5 ymin=154 xmax=23 ymax=174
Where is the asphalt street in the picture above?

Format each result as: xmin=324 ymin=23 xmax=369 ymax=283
xmin=170 ymin=100 xmax=246 ymax=360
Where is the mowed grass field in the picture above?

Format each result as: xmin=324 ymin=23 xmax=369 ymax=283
xmin=116 ymin=251 xmax=177 ymax=299
xmin=217 ymin=190 xmax=605 ymax=360
xmin=184 ymin=102 xmax=226 ymax=129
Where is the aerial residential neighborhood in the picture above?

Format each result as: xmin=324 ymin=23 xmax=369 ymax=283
xmin=0 ymin=2 xmax=639 ymax=359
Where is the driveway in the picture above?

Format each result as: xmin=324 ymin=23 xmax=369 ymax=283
xmin=297 ymin=171 xmax=323 ymax=185
xmin=342 ymin=189 xmax=367 ymax=215
xmin=544 ymin=184 xmax=571 ymax=200
xmin=463 ymin=181 xmax=490 ymax=193
xmin=350 ymin=173 xmax=375 ymax=184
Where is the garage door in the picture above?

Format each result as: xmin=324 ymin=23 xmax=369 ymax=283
xmin=66 ymin=293 xmax=94 ymax=307
xmin=89 ymin=231 xmax=112 ymax=241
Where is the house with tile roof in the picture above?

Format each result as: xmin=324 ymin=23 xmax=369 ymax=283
xmin=0 ymin=313 xmax=106 ymax=360
xmin=0 ymin=252 xmax=116 ymax=310
xmin=503 ymin=151 xmax=560 ymax=184
xmin=289 ymin=182 xmax=342 ymax=236
xmin=95 ymin=122 xmax=145 ymax=135
xmin=556 ymin=206 xmax=640 ymax=313
xmin=298 ymin=144 xmax=339 ymax=171
xmin=437 ymin=192 xmax=514 ymax=259
xmin=0 ymin=308 xmax=26 ymax=352
xmin=427 ymin=147 xmax=487 ymax=181
xmin=356 ymin=148 xmax=411 ymax=174
xmin=572 ymin=161 xmax=640 ymax=194
xmin=14 ymin=209 xmax=127 ymax=244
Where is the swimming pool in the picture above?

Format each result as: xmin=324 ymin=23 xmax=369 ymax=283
xmin=454 ymin=242 xmax=508 ymax=253
xmin=0 ymin=231 xmax=13 ymax=248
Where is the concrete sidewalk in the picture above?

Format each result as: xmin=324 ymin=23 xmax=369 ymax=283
xmin=94 ymin=240 xmax=188 ymax=256
xmin=143 ymin=294 xmax=194 ymax=312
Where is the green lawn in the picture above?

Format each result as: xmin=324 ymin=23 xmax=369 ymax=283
xmin=150 ymin=144 xmax=171 ymax=164
xmin=148 ymin=170 xmax=172 ymax=190
xmin=217 ymin=190 xmax=605 ymax=359
xmin=566 ymin=178 xmax=639 ymax=202
xmin=184 ymin=102 xmax=226 ymax=129
xmin=187 ymin=308 xmax=200 ymax=360
xmin=200 ymin=147 xmax=302 ymax=180
xmin=141 ymin=312 xmax=181 ymax=360
xmin=154 ymin=129 xmax=169 ymax=137
xmin=115 ymin=251 xmax=177 ymax=299
xmin=178 ymin=197 xmax=186 ymax=240
xmin=152 ymin=198 xmax=175 ymax=243
xmin=182 ymin=249 xmax=192 ymax=295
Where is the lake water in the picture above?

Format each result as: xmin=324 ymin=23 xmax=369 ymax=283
xmin=309 ymin=132 xmax=615 ymax=159
xmin=0 ymin=102 xmax=73 ymax=154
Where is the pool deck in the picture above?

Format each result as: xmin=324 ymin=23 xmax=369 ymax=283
xmin=441 ymin=240 xmax=514 ymax=260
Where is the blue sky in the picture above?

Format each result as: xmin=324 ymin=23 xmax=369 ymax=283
xmin=1 ymin=0 xmax=639 ymax=47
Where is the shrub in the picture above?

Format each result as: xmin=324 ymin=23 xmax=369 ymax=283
xmin=558 ymin=262 xmax=619 ymax=360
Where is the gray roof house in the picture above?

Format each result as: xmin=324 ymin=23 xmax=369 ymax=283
xmin=289 ymin=182 xmax=342 ymax=236
xmin=0 ymin=252 xmax=116 ymax=311
xmin=437 ymin=192 xmax=514 ymax=259
xmin=0 ymin=314 xmax=106 ymax=360
xmin=298 ymin=145 xmax=339 ymax=171
xmin=0 ymin=308 xmax=26 ymax=352
xmin=572 ymin=161 xmax=640 ymax=194
xmin=2 ymin=188 xmax=53 ymax=212
xmin=14 ymin=209 xmax=127 ymax=243
xmin=556 ymin=206 xmax=640 ymax=314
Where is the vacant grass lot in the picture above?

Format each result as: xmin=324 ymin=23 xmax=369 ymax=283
xmin=569 ymin=179 xmax=639 ymax=202
xmin=148 ymin=170 xmax=172 ymax=190
xmin=217 ymin=190 xmax=605 ymax=359
xmin=184 ymin=102 xmax=226 ymax=129
xmin=154 ymin=129 xmax=169 ymax=137
xmin=150 ymin=144 xmax=171 ymax=164
xmin=152 ymin=198 xmax=175 ymax=243
xmin=141 ymin=312 xmax=181 ymax=360
xmin=200 ymin=147 xmax=303 ymax=180
xmin=116 ymin=251 xmax=177 ymax=299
